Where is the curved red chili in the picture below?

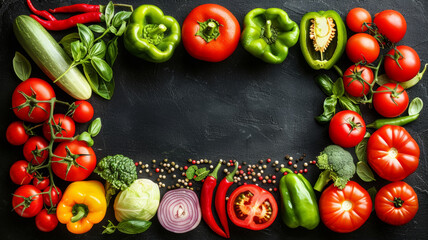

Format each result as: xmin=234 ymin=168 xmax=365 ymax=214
xmin=215 ymin=162 xmax=239 ymax=238
xmin=49 ymin=4 xmax=101 ymax=13
xmin=27 ymin=0 xmax=56 ymax=21
xmin=30 ymin=12 xmax=102 ymax=31
xmin=201 ymin=160 xmax=227 ymax=238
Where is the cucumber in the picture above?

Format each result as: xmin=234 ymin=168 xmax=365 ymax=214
xmin=13 ymin=15 xmax=92 ymax=100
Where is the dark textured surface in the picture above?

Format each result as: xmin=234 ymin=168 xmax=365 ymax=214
xmin=0 ymin=0 xmax=427 ymax=239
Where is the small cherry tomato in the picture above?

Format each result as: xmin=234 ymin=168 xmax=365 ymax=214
xmin=35 ymin=209 xmax=58 ymax=232
xmin=12 ymin=185 xmax=43 ymax=218
xmin=10 ymin=160 xmax=34 ymax=185
xmin=42 ymin=114 xmax=76 ymax=142
xmin=23 ymin=136 xmax=49 ymax=165
xmin=343 ymin=65 xmax=374 ymax=97
xmin=32 ymin=177 xmax=50 ymax=190
xmin=42 ymin=186 xmax=62 ymax=207
xmin=374 ymin=10 xmax=406 ymax=43
xmin=329 ymin=110 xmax=366 ymax=148
xmin=346 ymin=8 xmax=372 ymax=32
xmin=373 ymin=83 xmax=409 ymax=117
xmin=72 ymin=100 xmax=94 ymax=123
xmin=384 ymin=45 xmax=420 ymax=82
xmin=6 ymin=121 xmax=29 ymax=145
xmin=346 ymin=33 xmax=380 ymax=63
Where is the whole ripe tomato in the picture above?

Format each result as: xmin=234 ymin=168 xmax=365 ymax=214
xmin=12 ymin=185 xmax=43 ymax=218
xmin=373 ymin=83 xmax=408 ymax=117
xmin=72 ymin=100 xmax=94 ymax=123
xmin=12 ymin=78 xmax=55 ymax=123
xmin=10 ymin=160 xmax=34 ymax=185
xmin=346 ymin=33 xmax=380 ymax=63
xmin=43 ymin=186 xmax=62 ymax=207
xmin=227 ymin=184 xmax=278 ymax=230
xmin=182 ymin=4 xmax=240 ymax=62
xmin=42 ymin=114 xmax=76 ymax=142
xmin=6 ymin=121 xmax=29 ymax=146
xmin=51 ymin=140 xmax=96 ymax=181
xmin=35 ymin=209 xmax=58 ymax=232
xmin=367 ymin=125 xmax=419 ymax=181
xmin=384 ymin=45 xmax=420 ymax=82
xmin=319 ymin=181 xmax=372 ymax=233
xmin=23 ymin=136 xmax=49 ymax=165
xmin=343 ymin=65 xmax=374 ymax=97
xmin=329 ymin=110 xmax=366 ymax=148
xmin=33 ymin=177 xmax=50 ymax=190
xmin=375 ymin=181 xmax=418 ymax=226
xmin=374 ymin=10 xmax=406 ymax=43
xmin=346 ymin=7 xmax=372 ymax=32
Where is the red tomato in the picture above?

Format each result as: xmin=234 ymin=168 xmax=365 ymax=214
xmin=51 ymin=140 xmax=96 ymax=181
xmin=374 ymin=10 xmax=406 ymax=43
xmin=35 ymin=209 xmax=58 ymax=232
xmin=343 ymin=65 xmax=374 ymax=97
xmin=346 ymin=8 xmax=372 ymax=32
xmin=375 ymin=181 xmax=418 ymax=226
xmin=42 ymin=186 xmax=62 ymax=207
xmin=329 ymin=110 xmax=366 ymax=148
xmin=10 ymin=160 xmax=34 ymax=185
xmin=12 ymin=185 xmax=43 ymax=218
xmin=227 ymin=184 xmax=278 ymax=230
xmin=346 ymin=33 xmax=380 ymax=63
xmin=6 ymin=121 xmax=29 ymax=145
xmin=42 ymin=114 xmax=76 ymax=142
xmin=319 ymin=181 xmax=372 ymax=233
xmin=373 ymin=83 xmax=408 ymax=117
xmin=33 ymin=177 xmax=50 ymax=190
xmin=12 ymin=78 xmax=55 ymax=123
xmin=367 ymin=125 xmax=419 ymax=181
xmin=384 ymin=45 xmax=420 ymax=82
xmin=182 ymin=4 xmax=240 ymax=62
xmin=23 ymin=136 xmax=49 ymax=165
xmin=72 ymin=100 xmax=94 ymax=123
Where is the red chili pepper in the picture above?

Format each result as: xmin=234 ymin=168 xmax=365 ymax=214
xmin=27 ymin=0 xmax=56 ymax=21
xmin=30 ymin=12 xmax=102 ymax=31
xmin=49 ymin=4 xmax=102 ymax=13
xmin=215 ymin=162 xmax=239 ymax=238
xmin=200 ymin=160 xmax=227 ymax=238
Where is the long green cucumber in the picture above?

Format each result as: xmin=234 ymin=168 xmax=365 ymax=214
xmin=13 ymin=15 xmax=91 ymax=100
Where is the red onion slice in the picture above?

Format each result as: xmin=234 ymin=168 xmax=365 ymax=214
xmin=158 ymin=188 xmax=201 ymax=233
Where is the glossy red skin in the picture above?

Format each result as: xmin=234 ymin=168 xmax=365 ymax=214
xmin=42 ymin=186 xmax=62 ymax=207
xmin=374 ymin=10 xmax=406 ymax=43
xmin=43 ymin=114 xmax=76 ymax=142
xmin=227 ymin=184 xmax=278 ymax=231
xmin=200 ymin=176 xmax=227 ymax=238
xmin=10 ymin=160 xmax=34 ymax=185
xmin=346 ymin=33 xmax=380 ymax=63
xmin=23 ymin=136 xmax=49 ymax=165
xmin=51 ymin=140 xmax=96 ymax=181
xmin=12 ymin=78 xmax=55 ymax=123
xmin=214 ymin=177 xmax=233 ymax=238
xmin=319 ymin=181 xmax=372 ymax=233
xmin=375 ymin=181 xmax=418 ymax=226
xmin=329 ymin=110 xmax=366 ymax=148
xmin=72 ymin=100 xmax=94 ymax=123
xmin=384 ymin=45 xmax=420 ymax=82
xmin=35 ymin=209 xmax=58 ymax=232
xmin=182 ymin=4 xmax=240 ymax=62
xmin=12 ymin=185 xmax=43 ymax=218
xmin=346 ymin=8 xmax=372 ymax=32
xmin=373 ymin=83 xmax=409 ymax=117
xmin=367 ymin=125 xmax=419 ymax=181
xmin=6 ymin=121 xmax=29 ymax=145
xmin=33 ymin=177 xmax=50 ymax=190
xmin=343 ymin=65 xmax=374 ymax=97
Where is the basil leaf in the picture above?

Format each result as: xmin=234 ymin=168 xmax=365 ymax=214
xmin=357 ymin=161 xmax=376 ymax=182
xmin=89 ymin=40 xmax=107 ymax=59
xmin=367 ymin=187 xmax=377 ymax=211
xmin=196 ymin=167 xmax=207 ymax=175
xmin=339 ymin=96 xmax=361 ymax=114
xmin=84 ymin=62 xmax=113 ymax=100
xmin=355 ymin=136 xmax=370 ymax=163
xmin=77 ymin=23 xmax=94 ymax=49
xmin=105 ymin=1 xmax=115 ymax=27
xmin=117 ymin=220 xmax=152 ymax=234
xmin=88 ymin=118 xmax=102 ymax=137
xmin=71 ymin=40 xmax=82 ymax=61
xmin=77 ymin=131 xmax=94 ymax=147
xmin=91 ymin=57 xmax=113 ymax=82
xmin=106 ymin=38 xmax=118 ymax=66
xmin=59 ymin=33 xmax=80 ymax=57
xmin=186 ymin=165 xmax=198 ymax=180
xmin=80 ymin=42 xmax=88 ymax=58
xmin=112 ymin=11 xmax=132 ymax=28
xmin=408 ymin=97 xmax=423 ymax=116
xmin=194 ymin=169 xmax=210 ymax=181
xmin=116 ymin=21 xmax=127 ymax=37
xmin=315 ymin=74 xmax=334 ymax=96
xmin=88 ymin=24 xmax=106 ymax=33
xmin=98 ymin=78 xmax=115 ymax=100
xmin=315 ymin=97 xmax=337 ymax=124
xmin=332 ymin=78 xmax=345 ymax=97
xmin=109 ymin=25 xmax=118 ymax=35
xmin=13 ymin=52 xmax=31 ymax=81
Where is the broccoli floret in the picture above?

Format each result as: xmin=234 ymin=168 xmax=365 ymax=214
xmin=94 ymin=154 xmax=137 ymax=205
xmin=313 ymin=145 xmax=355 ymax=192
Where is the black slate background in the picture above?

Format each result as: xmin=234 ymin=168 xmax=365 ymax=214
xmin=0 ymin=0 xmax=427 ymax=239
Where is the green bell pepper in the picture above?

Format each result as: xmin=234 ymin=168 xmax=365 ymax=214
xmin=124 ymin=5 xmax=181 ymax=63
xmin=300 ymin=10 xmax=347 ymax=70
xmin=279 ymin=168 xmax=320 ymax=230
xmin=241 ymin=8 xmax=299 ymax=64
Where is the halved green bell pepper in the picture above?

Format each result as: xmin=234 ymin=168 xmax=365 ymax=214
xmin=124 ymin=5 xmax=180 ymax=63
xmin=300 ymin=10 xmax=347 ymax=70
xmin=279 ymin=168 xmax=320 ymax=230
xmin=241 ymin=8 xmax=299 ymax=64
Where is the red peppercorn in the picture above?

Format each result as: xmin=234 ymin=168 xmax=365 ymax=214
xmin=304 ymin=169 xmax=308 ymax=173
xmin=272 ymin=175 xmax=276 ymax=180
xmin=312 ymin=160 xmax=317 ymax=164
xmin=288 ymin=161 xmax=292 ymax=165
xmin=243 ymin=182 xmax=247 ymax=185
xmin=283 ymin=172 xmax=288 ymax=175
xmin=267 ymin=158 xmax=271 ymax=163
xmin=184 ymin=166 xmax=188 ymax=170
xmin=231 ymin=163 xmax=234 ymax=166
xmin=294 ymin=170 xmax=298 ymax=174
xmin=192 ymin=160 xmax=196 ymax=164
xmin=229 ymin=160 xmax=233 ymax=163
xmin=201 ymin=179 xmax=204 ymax=183
xmin=239 ymin=170 xmax=244 ymax=175
xmin=268 ymin=179 xmax=272 ymax=184
xmin=299 ymin=169 xmax=303 ymax=174
xmin=258 ymin=176 xmax=262 ymax=181
xmin=155 ymin=168 xmax=160 ymax=173
xmin=135 ymin=162 xmax=139 ymax=166
xmin=274 ymin=187 xmax=278 ymax=192
xmin=188 ymin=182 xmax=193 ymax=187
xmin=247 ymin=171 xmax=251 ymax=175
xmin=238 ymin=165 xmax=242 ymax=169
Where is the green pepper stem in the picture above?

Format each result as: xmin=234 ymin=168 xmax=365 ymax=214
xmin=209 ymin=160 xmax=223 ymax=179
xmin=71 ymin=204 xmax=89 ymax=223
xmin=226 ymin=162 xmax=239 ymax=182
xmin=204 ymin=21 xmax=217 ymax=36
xmin=149 ymin=24 xmax=167 ymax=37
xmin=264 ymin=20 xmax=273 ymax=39
xmin=280 ymin=168 xmax=293 ymax=174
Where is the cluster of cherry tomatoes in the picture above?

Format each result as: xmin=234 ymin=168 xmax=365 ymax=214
xmin=7 ymin=77 xmax=95 ymax=232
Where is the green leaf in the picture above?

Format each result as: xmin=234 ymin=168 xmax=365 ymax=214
xmin=88 ymin=24 xmax=106 ymax=33
xmin=315 ymin=96 xmax=337 ymax=124
xmin=357 ymin=161 xmax=376 ymax=182
xmin=408 ymin=97 xmax=423 ymax=116
xmin=344 ymin=92 xmax=363 ymax=104
xmin=112 ymin=11 xmax=132 ymax=28
xmin=109 ymin=25 xmax=118 ymax=35
xmin=332 ymin=78 xmax=345 ymax=97
xmin=80 ymin=42 xmax=88 ymax=58
xmin=88 ymin=118 xmax=102 ymax=137
xmin=77 ymin=131 xmax=94 ymax=147
xmin=367 ymin=187 xmax=377 ymax=211
xmin=59 ymin=33 xmax=80 ymax=57
xmin=91 ymin=57 xmax=113 ymax=82
xmin=355 ymin=136 xmax=370 ymax=163
xmin=71 ymin=40 xmax=82 ymax=61
xmin=116 ymin=21 xmax=127 ymax=37
xmin=77 ymin=23 xmax=94 ymax=49
xmin=105 ymin=1 xmax=115 ymax=27
xmin=89 ymin=40 xmax=107 ymax=59
xmin=117 ymin=220 xmax=152 ymax=234
xmin=106 ymin=38 xmax=118 ymax=66
xmin=196 ymin=167 xmax=207 ymax=175
xmin=338 ymin=96 xmax=361 ymax=114
xmin=84 ymin=63 xmax=114 ymax=100
xmin=195 ymin=169 xmax=210 ymax=181
xmin=186 ymin=165 xmax=198 ymax=180
xmin=13 ymin=52 xmax=31 ymax=81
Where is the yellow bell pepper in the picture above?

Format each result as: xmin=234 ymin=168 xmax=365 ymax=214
xmin=56 ymin=180 xmax=107 ymax=234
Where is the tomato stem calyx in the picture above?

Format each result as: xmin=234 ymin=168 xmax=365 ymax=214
xmin=196 ymin=19 xmax=221 ymax=43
